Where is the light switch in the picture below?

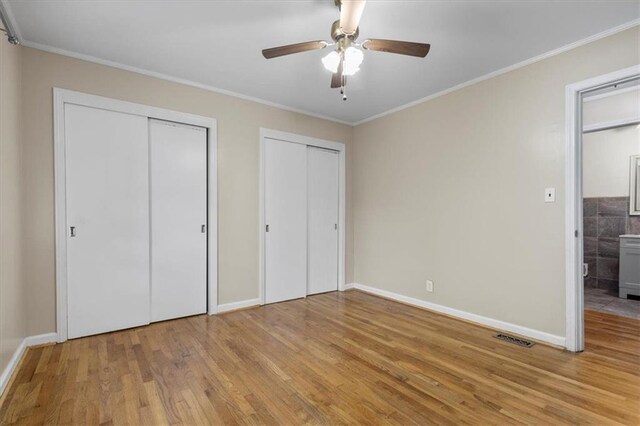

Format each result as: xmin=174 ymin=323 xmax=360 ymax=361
xmin=545 ymin=187 xmax=556 ymax=203
xmin=426 ymin=280 xmax=434 ymax=292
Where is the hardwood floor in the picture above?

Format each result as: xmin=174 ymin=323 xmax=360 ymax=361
xmin=1 ymin=290 xmax=639 ymax=425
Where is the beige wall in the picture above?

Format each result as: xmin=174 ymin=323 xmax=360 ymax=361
xmin=0 ymin=40 xmax=27 ymax=373
xmin=11 ymin=26 xmax=640 ymax=341
xmin=20 ymin=47 xmax=354 ymax=336
xmin=352 ymin=28 xmax=640 ymax=337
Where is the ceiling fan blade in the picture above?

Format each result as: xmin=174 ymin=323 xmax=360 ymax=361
xmin=362 ymin=39 xmax=431 ymax=57
xmin=330 ymin=57 xmax=344 ymax=88
xmin=262 ymin=40 xmax=328 ymax=59
xmin=339 ymin=0 xmax=366 ymax=35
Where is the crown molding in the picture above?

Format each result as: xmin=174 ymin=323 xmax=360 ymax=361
xmin=5 ymin=0 xmax=638 ymax=128
xmin=353 ymin=19 xmax=640 ymax=126
xmin=21 ymin=40 xmax=354 ymax=126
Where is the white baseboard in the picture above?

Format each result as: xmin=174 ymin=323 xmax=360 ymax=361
xmin=352 ymin=283 xmax=566 ymax=348
xmin=0 ymin=332 xmax=57 ymax=397
xmin=25 ymin=332 xmax=58 ymax=347
xmin=217 ymin=298 xmax=261 ymax=313
xmin=343 ymin=283 xmax=355 ymax=290
xmin=0 ymin=340 xmax=26 ymax=397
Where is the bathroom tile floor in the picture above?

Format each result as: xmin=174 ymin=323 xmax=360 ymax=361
xmin=584 ymin=287 xmax=640 ymax=319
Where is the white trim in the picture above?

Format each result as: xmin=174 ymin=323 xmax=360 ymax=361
xmin=0 ymin=333 xmax=57 ymax=397
xmin=583 ymin=116 xmax=640 ymax=133
xmin=217 ymin=298 xmax=261 ymax=314
xmin=352 ymin=284 xmax=565 ymax=347
xmin=343 ymin=283 xmax=355 ymax=290
xmin=7 ymin=0 xmax=636 ymax=130
xmin=583 ymin=84 xmax=640 ymax=102
xmin=53 ymin=88 xmax=218 ymax=341
xmin=207 ymin=122 xmax=219 ymax=315
xmin=259 ymin=128 xmax=347 ymax=305
xmin=53 ymin=89 xmax=67 ymax=343
xmin=353 ymin=19 xmax=640 ymax=126
xmin=24 ymin=332 xmax=58 ymax=347
xmin=631 ymin=155 xmax=640 ymax=216
xmin=564 ymin=65 xmax=640 ymax=353
xmin=0 ymin=340 xmax=26 ymax=397
xmin=19 ymin=40 xmax=353 ymax=127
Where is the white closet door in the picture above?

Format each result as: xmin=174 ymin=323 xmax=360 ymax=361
xmin=150 ymin=120 xmax=207 ymax=322
xmin=66 ymin=104 xmax=150 ymax=339
xmin=307 ymin=147 xmax=340 ymax=295
xmin=264 ymin=139 xmax=307 ymax=304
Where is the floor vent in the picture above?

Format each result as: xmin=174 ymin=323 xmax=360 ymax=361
xmin=494 ymin=333 xmax=534 ymax=348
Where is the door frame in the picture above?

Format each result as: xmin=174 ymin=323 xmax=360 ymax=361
xmin=53 ymin=88 xmax=218 ymax=342
xmin=564 ymin=65 xmax=640 ymax=352
xmin=259 ymin=128 xmax=346 ymax=305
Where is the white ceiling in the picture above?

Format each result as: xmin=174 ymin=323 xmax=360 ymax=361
xmin=6 ymin=0 xmax=640 ymax=124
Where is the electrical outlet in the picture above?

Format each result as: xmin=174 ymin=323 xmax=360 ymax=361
xmin=426 ymin=280 xmax=434 ymax=292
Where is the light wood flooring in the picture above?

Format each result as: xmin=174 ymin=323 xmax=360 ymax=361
xmin=1 ymin=290 xmax=639 ymax=425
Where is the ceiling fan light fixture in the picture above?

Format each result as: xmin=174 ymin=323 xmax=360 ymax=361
xmin=261 ymin=0 xmax=430 ymax=98
xmin=342 ymin=46 xmax=363 ymax=76
xmin=322 ymin=50 xmax=341 ymax=73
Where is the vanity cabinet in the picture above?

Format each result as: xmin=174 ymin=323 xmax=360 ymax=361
xmin=619 ymin=236 xmax=640 ymax=298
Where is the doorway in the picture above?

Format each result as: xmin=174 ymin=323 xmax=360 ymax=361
xmin=581 ymin=82 xmax=640 ymax=321
xmin=565 ymin=65 xmax=640 ymax=352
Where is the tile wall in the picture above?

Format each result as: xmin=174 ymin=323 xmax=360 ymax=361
xmin=583 ymin=197 xmax=640 ymax=290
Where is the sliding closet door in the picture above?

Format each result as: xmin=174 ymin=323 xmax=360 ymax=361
xmin=66 ymin=104 xmax=150 ymax=339
xmin=150 ymin=120 xmax=207 ymax=322
xmin=264 ymin=138 xmax=307 ymax=304
xmin=307 ymin=147 xmax=340 ymax=295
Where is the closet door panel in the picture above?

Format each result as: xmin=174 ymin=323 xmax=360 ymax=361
xmin=150 ymin=120 xmax=207 ymax=322
xmin=66 ymin=104 xmax=150 ymax=339
xmin=264 ymin=139 xmax=308 ymax=304
xmin=307 ymin=147 xmax=340 ymax=295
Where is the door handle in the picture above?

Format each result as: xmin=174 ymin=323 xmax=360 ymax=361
xmin=201 ymin=224 xmax=206 ymax=233
xmin=70 ymin=226 xmax=76 ymax=237
xmin=266 ymin=224 xmax=270 ymax=232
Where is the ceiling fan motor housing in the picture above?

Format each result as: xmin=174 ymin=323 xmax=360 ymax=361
xmin=331 ymin=19 xmax=359 ymax=45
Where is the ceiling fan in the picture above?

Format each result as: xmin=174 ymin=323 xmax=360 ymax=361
xmin=261 ymin=0 xmax=430 ymax=101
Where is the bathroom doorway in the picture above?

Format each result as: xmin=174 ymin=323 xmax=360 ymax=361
xmin=565 ymin=66 xmax=640 ymax=353
xmin=581 ymin=79 xmax=640 ymax=321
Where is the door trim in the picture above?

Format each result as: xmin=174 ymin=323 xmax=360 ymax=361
xmin=259 ymin=128 xmax=346 ymax=305
xmin=564 ymin=65 xmax=640 ymax=352
xmin=53 ymin=88 xmax=218 ymax=342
